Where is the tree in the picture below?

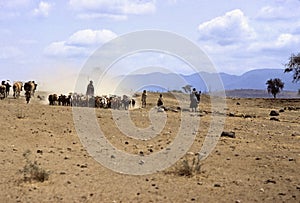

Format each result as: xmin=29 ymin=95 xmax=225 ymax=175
xmin=182 ymin=85 xmax=192 ymax=94
xmin=266 ymin=78 xmax=284 ymax=98
xmin=284 ymin=53 xmax=300 ymax=83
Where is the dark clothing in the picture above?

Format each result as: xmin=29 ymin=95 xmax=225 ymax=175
xmin=195 ymin=91 xmax=201 ymax=102
xmin=157 ymin=97 xmax=163 ymax=106
xmin=86 ymin=84 xmax=94 ymax=97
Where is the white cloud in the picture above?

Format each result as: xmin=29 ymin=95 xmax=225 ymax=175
xmin=77 ymin=13 xmax=127 ymax=20
xmin=198 ymin=9 xmax=256 ymax=45
xmin=67 ymin=29 xmax=117 ymax=46
xmin=249 ymin=33 xmax=300 ymax=52
xmin=44 ymin=41 xmax=86 ymax=57
xmin=33 ymin=1 xmax=52 ymax=17
xmin=44 ymin=29 xmax=117 ymax=57
xmin=69 ymin=0 xmax=156 ymax=20
xmin=256 ymin=0 xmax=300 ymax=20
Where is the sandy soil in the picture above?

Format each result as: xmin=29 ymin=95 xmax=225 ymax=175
xmin=0 ymin=92 xmax=299 ymax=202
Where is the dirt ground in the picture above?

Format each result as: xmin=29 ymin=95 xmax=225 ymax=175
xmin=0 ymin=92 xmax=299 ymax=203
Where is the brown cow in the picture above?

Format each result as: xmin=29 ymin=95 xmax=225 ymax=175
xmin=48 ymin=94 xmax=58 ymax=105
xmin=13 ymin=81 xmax=23 ymax=98
xmin=0 ymin=85 xmax=6 ymax=100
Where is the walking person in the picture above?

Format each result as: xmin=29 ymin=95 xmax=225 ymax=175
xmin=141 ymin=90 xmax=147 ymax=108
xmin=190 ymin=88 xmax=198 ymax=112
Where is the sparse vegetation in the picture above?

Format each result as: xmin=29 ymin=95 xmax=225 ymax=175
xmin=266 ymin=78 xmax=284 ymax=98
xmin=20 ymin=150 xmax=49 ymax=183
xmin=285 ymin=53 xmax=300 ymax=83
xmin=176 ymin=157 xmax=201 ymax=177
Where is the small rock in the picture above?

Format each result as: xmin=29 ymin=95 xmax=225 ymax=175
xmin=260 ymin=188 xmax=264 ymax=192
xmin=270 ymin=117 xmax=280 ymax=121
xmin=37 ymin=149 xmax=43 ymax=154
xmin=270 ymin=110 xmax=279 ymax=116
xmin=279 ymin=109 xmax=285 ymax=113
xmin=125 ymin=141 xmax=129 ymax=145
xmin=288 ymin=158 xmax=295 ymax=161
xmin=111 ymin=155 xmax=115 ymax=159
xmin=221 ymin=131 xmax=236 ymax=138
xmin=80 ymin=164 xmax=87 ymax=168
xmin=236 ymin=102 xmax=240 ymax=105
xmin=229 ymin=112 xmax=235 ymax=117
xmin=255 ymin=157 xmax=261 ymax=160
xmin=288 ymin=106 xmax=296 ymax=111
xmin=214 ymin=183 xmax=221 ymax=187
xmin=187 ymin=152 xmax=194 ymax=156
xmin=244 ymin=114 xmax=252 ymax=118
xmin=265 ymin=179 xmax=276 ymax=184
xmin=60 ymin=171 xmax=66 ymax=175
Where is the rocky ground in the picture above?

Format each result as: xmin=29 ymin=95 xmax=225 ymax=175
xmin=0 ymin=92 xmax=299 ymax=202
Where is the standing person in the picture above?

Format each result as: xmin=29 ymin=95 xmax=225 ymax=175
xmin=86 ymin=80 xmax=94 ymax=97
xmin=157 ymin=94 xmax=163 ymax=107
xmin=190 ymin=88 xmax=198 ymax=112
xmin=141 ymin=90 xmax=147 ymax=108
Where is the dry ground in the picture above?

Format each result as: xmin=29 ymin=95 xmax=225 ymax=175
xmin=0 ymin=92 xmax=299 ymax=202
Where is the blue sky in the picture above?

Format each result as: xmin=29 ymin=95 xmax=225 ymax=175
xmin=1 ymin=0 xmax=300 ymax=92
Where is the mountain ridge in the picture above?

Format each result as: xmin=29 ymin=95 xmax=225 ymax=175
xmin=118 ymin=68 xmax=299 ymax=92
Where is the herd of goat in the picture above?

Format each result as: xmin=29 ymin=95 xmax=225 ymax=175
xmin=0 ymin=80 xmax=136 ymax=110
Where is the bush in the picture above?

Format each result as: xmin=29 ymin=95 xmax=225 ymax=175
xmin=20 ymin=150 xmax=49 ymax=182
xmin=176 ymin=157 xmax=201 ymax=177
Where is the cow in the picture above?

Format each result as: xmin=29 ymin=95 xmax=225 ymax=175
xmin=24 ymin=81 xmax=37 ymax=103
xmin=24 ymin=81 xmax=37 ymax=96
xmin=0 ymin=85 xmax=6 ymax=100
xmin=3 ymin=80 xmax=11 ymax=97
xmin=13 ymin=81 xmax=23 ymax=98
xmin=48 ymin=94 xmax=58 ymax=105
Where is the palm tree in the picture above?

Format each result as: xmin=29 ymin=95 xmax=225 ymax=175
xmin=285 ymin=53 xmax=300 ymax=83
xmin=266 ymin=78 xmax=284 ymax=98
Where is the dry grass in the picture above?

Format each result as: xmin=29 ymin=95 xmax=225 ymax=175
xmin=20 ymin=150 xmax=49 ymax=183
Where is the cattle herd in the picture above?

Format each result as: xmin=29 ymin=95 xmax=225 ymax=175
xmin=1 ymin=80 xmax=136 ymax=110
xmin=48 ymin=93 xmax=136 ymax=110
xmin=0 ymin=80 xmax=37 ymax=103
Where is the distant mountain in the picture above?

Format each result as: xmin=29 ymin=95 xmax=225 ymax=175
xmin=117 ymin=69 xmax=299 ymax=93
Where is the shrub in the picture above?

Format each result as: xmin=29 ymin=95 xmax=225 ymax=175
xmin=176 ymin=157 xmax=201 ymax=177
xmin=20 ymin=150 xmax=49 ymax=182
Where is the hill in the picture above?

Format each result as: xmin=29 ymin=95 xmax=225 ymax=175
xmin=117 ymin=69 xmax=299 ymax=94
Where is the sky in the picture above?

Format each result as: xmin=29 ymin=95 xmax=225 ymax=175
xmin=1 ymin=0 xmax=300 ymax=93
